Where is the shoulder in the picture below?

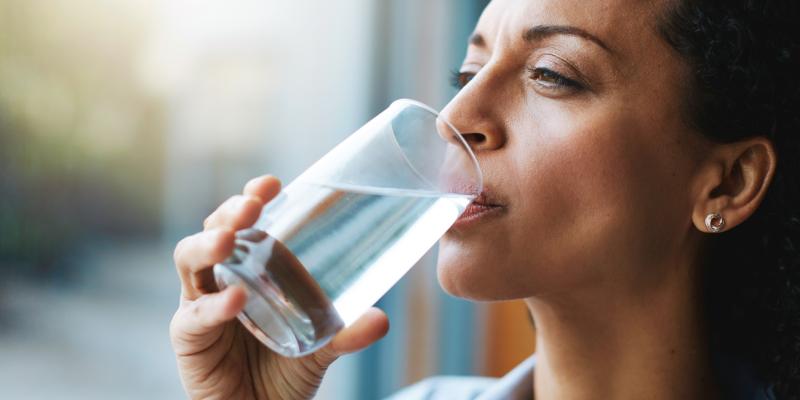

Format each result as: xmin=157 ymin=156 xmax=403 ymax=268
xmin=385 ymin=355 xmax=536 ymax=400
xmin=384 ymin=376 xmax=498 ymax=400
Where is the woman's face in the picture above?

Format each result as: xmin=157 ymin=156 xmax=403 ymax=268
xmin=437 ymin=0 xmax=708 ymax=300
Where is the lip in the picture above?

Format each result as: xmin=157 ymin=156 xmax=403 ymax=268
xmin=450 ymin=191 xmax=505 ymax=230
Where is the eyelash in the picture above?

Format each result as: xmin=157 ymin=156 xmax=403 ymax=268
xmin=449 ymin=68 xmax=583 ymax=91
xmin=449 ymin=69 xmax=472 ymax=90
xmin=527 ymin=67 xmax=583 ymax=90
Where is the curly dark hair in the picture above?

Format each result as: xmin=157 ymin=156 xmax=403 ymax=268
xmin=659 ymin=0 xmax=800 ymax=398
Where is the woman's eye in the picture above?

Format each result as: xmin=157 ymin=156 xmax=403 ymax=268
xmin=450 ymin=70 xmax=475 ymax=90
xmin=528 ymin=67 xmax=582 ymax=90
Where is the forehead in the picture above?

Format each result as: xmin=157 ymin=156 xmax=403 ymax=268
xmin=475 ymin=0 xmax=667 ymax=54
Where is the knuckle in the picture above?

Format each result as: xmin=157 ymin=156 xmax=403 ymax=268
xmin=169 ymin=303 xmax=195 ymax=340
xmin=169 ymin=310 xmax=182 ymax=337
xmin=234 ymin=196 xmax=263 ymax=223
xmin=243 ymin=194 xmax=264 ymax=207
xmin=226 ymin=194 xmax=245 ymax=207
xmin=219 ymin=195 xmax=247 ymax=224
xmin=312 ymin=347 xmax=338 ymax=370
xmin=216 ymin=198 xmax=259 ymax=230
xmin=209 ymin=228 xmax=235 ymax=259
xmin=188 ymin=298 xmax=205 ymax=319
xmin=244 ymin=175 xmax=270 ymax=191
xmin=173 ymin=235 xmax=193 ymax=266
xmin=244 ymin=178 xmax=259 ymax=191
xmin=204 ymin=195 xmax=242 ymax=229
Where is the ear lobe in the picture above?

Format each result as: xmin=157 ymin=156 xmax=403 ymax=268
xmin=691 ymin=138 xmax=777 ymax=233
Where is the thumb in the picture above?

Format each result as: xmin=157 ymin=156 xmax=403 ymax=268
xmin=313 ymin=307 xmax=390 ymax=366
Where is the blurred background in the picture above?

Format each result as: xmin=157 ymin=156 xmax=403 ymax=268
xmin=0 ymin=0 xmax=535 ymax=398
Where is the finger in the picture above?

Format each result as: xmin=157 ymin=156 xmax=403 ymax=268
xmin=200 ymin=175 xmax=280 ymax=233
xmin=174 ymin=228 xmax=235 ymax=299
xmin=313 ymin=308 xmax=389 ymax=366
xmin=243 ymin=175 xmax=282 ymax=202
xmin=203 ymin=194 xmax=264 ymax=231
xmin=170 ymin=285 xmax=248 ymax=354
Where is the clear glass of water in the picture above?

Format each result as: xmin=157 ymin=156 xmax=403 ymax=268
xmin=213 ymin=99 xmax=482 ymax=357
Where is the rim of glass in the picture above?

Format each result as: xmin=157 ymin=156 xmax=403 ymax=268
xmin=390 ymin=98 xmax=484 ymax=196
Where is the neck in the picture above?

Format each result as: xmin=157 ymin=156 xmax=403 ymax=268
xmin=525 ymin=256 xmax=719 ymax=400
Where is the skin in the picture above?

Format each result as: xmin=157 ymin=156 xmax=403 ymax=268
xmin=170 ymin=0 xmax=777 ymax=398
xmin=171 ymin=176 xmax=389 ymax=399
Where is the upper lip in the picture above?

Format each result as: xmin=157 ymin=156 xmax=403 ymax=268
xmin=447 ymin=182 xmax=505 ymax=207
xmin=472 ymin=189 xmax=504 ymax=208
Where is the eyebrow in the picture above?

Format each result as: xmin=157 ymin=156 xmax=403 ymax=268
xmin=523 ymin=25 xmax=612 ymax=53
xmin=468 ymin=24 xmax=613 ymax=54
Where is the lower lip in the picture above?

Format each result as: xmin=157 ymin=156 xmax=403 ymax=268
xmin=450 ymin=202 xmax=504 ymax=230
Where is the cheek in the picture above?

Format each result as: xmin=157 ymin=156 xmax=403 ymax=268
xmin=525 ymin=105 xmax=692 ymax=281
xmin=436 ymin=98 xmax=694 ymax=299
xmin=506 ymin=107 xmax=688 ymax=290
xmin=511 ymin=125 xmax=632 ymax=288
xmin=434 ymin=123 xmax=628 ymax=299
xmin=434 ymin=106 xmax=645 ymax=298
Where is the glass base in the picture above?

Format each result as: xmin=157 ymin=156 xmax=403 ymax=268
xmin=214 ymin=263 xmax=333 ymax=357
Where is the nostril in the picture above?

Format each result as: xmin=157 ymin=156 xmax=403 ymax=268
xmin=463 ymin=132 xmax=486 ymax=145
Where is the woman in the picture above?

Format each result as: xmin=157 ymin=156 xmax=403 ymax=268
xmin=170 ymin=0 xmax=799 ymax=398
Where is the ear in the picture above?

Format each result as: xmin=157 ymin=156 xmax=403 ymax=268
xmin=690 ymin=137 xmax=777 ymax=233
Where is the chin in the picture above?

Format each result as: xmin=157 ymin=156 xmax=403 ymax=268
xmin=436 ymin=235 xmax=538 ymax=301
xmin=436 ymin=239 xmax=498 ymax=301
xmin=437 ymin=262 xmax=476 ymax=299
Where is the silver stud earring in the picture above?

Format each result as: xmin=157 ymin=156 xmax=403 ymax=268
xmin=705 ymin=213 xmax=725 ymax=233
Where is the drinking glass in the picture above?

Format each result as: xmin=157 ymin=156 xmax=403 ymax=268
xmin=213 ymin=99 xmax=482 ymax=357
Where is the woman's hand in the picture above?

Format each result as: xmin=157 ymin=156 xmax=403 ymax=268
xmin=170 ymin=175 xmax=390 ymax=399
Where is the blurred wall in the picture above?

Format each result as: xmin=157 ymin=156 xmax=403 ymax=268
xmin=0 ymin=1 xmax=177 ymax=399
xmin=148 ymin=0 xmax=379 ymax=243
xmin=0 ymin=0 xmax=163 ymax=279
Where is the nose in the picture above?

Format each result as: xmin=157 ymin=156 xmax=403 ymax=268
xmin=439 ymin=78 xmax=506 ymax=152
